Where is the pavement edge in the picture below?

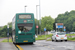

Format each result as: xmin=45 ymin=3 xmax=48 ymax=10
xmin=16 ymin=45 xmax=23 ymax=50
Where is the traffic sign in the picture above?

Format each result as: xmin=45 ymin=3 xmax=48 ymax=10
xmin=56 ymin=23 xmax=63 ymax=28
xmin=57 ymin=25 xmax=63 ymax=28
xmin=36 ymin=25 xmax=38 ymax=28
xmin=56 ymin=23 xmax=63 ymax=25
xmin=44 ymin=28 xmax=46 ymax=31
xmin=64 ymin=29 xmax=66 ymax=31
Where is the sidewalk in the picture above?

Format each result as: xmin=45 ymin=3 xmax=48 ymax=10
xmin=0 ymin=42 xmax=18 ymax=50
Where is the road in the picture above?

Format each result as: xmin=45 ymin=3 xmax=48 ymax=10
xmin=0 ymin=38 xmax=18 ymax=50
xmin=19 ymin=40 xmax=75 ymax=50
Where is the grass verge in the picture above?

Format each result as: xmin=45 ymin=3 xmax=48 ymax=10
xmin=36 ymin=34 xmax=53 ymax=40
xmin=1 ymin=39 xmax=12 ymax=42
xmin=46 ymin=39 xmax=52 ymax=41
xmin=67 ymin=37 xmax=75 ymax=41
xmin=0 ymin=37 xmax=4 ymax=38
xmin=66 ymin=34 xmax=75 ymax=36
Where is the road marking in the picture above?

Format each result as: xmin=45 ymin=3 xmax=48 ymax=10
xmin=16 ymin=45 xmax=23 ymax=50
xmin=52 ymin=48 xmax=55 ymax=49
xmin=38 ymin=44 xmax=41 ymax=45
xmin=36 ymin=43 xmax=55 ymax=49
xmin=48 ymin=47 xmax=50 ymax=48
xmin=44 ymin=46 xmax=47 ymax=47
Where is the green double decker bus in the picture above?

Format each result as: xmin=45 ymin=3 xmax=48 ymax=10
xmin=12 ymin=13 xmax=35 ymax=44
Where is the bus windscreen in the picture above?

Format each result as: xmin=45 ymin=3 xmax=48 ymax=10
xmin=18 ymin=23 xmax=33 ymax=32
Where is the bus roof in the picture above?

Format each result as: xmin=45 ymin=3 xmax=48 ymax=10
xmin=16 ymin=13 xmax=34 ymax=15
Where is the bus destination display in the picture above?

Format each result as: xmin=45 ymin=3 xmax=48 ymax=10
xmin=19 ymin=15 xmax=31 ymax=19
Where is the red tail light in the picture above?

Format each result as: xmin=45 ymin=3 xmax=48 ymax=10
xmin=65 ymin=35 xmax=67 ymax=37
xmin=56 ymin=35 xmax=59 ymax=37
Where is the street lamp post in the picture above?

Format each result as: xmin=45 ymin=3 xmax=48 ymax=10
xmin=7 ymin=25 xmax=9 ymax=42
xmin=39 ymin=0 xmax=41 ymax=35
xmin=25 ymin=6 xmax=27 ymax=13
xmin=36 ymin=5 xmax=39 ymax=37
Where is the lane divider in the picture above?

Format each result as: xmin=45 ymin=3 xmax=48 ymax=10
xmin=16 ymin=45 xmax=23 ymax=50
xmin=48 ymin=47 xmax=50 ymax=48
xmin=36 ymin=43 xmax=55 ymax=49
xmin=52 ymin=48 xmax=55 ymax=49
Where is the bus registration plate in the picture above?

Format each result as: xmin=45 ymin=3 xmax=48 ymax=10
xmin=23 ymin=40 xmax=28 ymax=42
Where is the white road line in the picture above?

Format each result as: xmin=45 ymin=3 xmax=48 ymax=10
xmin=48 ymin=47 xmax=50 ymax=48
xmin=52 ymin=48 xmax=55 ymax=49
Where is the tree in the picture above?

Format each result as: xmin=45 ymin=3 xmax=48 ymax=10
xmin=55 ymin=10 xmax=75 ymax=32
xmin=0 ymin=22 xmax=12 ymax=37
xmin=41 ymin=16 xmax=54 ymax=31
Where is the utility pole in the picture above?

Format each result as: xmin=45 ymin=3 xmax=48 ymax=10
xmin=39 ymin=0 xmax=41 ymax=35
xmin=7 ymin=25 xmax=9 ymax=42
xmin=25 ymin=5 xmax=27 ymax=13
xmin=36 ymin=5 xmax=39 ymax=36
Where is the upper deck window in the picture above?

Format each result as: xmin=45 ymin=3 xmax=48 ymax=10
xmin=19 ymin=15 xmax=31 ymax=19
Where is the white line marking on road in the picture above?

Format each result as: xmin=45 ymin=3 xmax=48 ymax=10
xmin=37 ymin=44 xmax=41 ymax=45
xmin=44 ymin=46 xmax=47 ymax=47
xmin=48 ymin=47 xmax=50 ymax=48
xmin=52 ymin=48 xmax=55 ymax=49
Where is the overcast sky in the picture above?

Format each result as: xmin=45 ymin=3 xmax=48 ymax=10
xmin=0 ymin=0 xmax=75 ymax=26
